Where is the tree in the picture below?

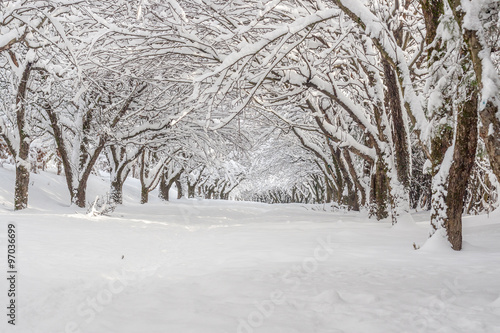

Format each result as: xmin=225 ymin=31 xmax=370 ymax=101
xmin=0 ymin=0 xmax=79 ymax=209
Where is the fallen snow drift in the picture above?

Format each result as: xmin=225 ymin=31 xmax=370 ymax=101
xmin=0 ymin=167 xmax=499 ymax=333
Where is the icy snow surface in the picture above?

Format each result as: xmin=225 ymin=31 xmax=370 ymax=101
xmin=0 ymin=167 xmax=499 ymax=333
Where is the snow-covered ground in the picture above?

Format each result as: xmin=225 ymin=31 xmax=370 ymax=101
xmin=0 ymin=167 xmax=499 ymax=333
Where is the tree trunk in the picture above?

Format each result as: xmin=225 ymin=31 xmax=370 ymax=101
xmin=45 ymin=102 xmax=106 ymax=208
xmin=111 ymin=177 xmax=125 ymax=205
xmin=187 ymin=183 xmax=196 ymax=198
xmin=13 ymin=62 xmax=32 ymax=210
xmin=457 ymin=15 xmax=500 ymax=183
xmin=420 ymin=0 xmax=481 ymax=250
xmin=345 ymin=151 xmax=365 ymax=206
xmin=73 ymin=141 xmax=105 ymax=208
xmin=440 ymin=88 xmax=478 ymax=250
xmin=141 ymin=185 xmax=149 ymax=204
xmin=14 ymin=162 xmax=30 ymax=210
xmin=370 ymin=160 xmax=389 ymax=220
xmin=159 ymin=174 xmax=170 ymax=201
xmin=175 ymin=179 xmax=183 ymax=199
xmin=382 ymin=57 xmax=411 ymax=189
xmin=110 ymin=162 xmax=132 ymax=205
xmin=479 ymin=103 xmax=500 ymax=182
xmin=325 ymin=176 xmax=332 ymax=203
xmin=74 ymin=181 xmax=88 ymax=208
xmin=205 ymin=187 xmax=214 ymax=199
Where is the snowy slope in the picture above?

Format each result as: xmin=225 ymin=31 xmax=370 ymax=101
xmin=0 ymin=167 xmax=499 ymax=333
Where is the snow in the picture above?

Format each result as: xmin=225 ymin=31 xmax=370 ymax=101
xmin=0 ymin=28 xmax=19 ymax=51
xmin=423 ymin=159 xmax=432 ymax=175
xmin=0 ymin=167 xmax=500 ymax=333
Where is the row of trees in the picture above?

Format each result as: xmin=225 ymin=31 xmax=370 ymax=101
xmin=186 ymin=0 xmax=500 ymax=250
xmin=0 ymin=0 xmax=249 ymax=209
xmin=1 ymin=0 xmax=499 ymax=250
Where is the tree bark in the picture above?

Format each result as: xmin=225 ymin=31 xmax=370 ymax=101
xmin=187 ymin=183 xmax=196 ymax=198
xmin=423 ymin=0 xmax=479 ymax=250
xmin=13 ymin=62 xmax=32 ymax=210
xmin=343 ymin=150 xmax=366 ymax=207
xmin=14 ymin=163 xmax=30 ymax=210
xmin=441 ymin=86 xmax=478 ymax=250
xmin=454 ymin=9 xmax=500 ymax=183
xmin=175 ymin=179 xmax=183 ymax=199
xmin=110 ymin=166 xmax=131 ymax=205
xmin=73 ymin=139 xmax=105 ymax=208
xmin=158 ymin=173 xmax=170 ymax=201
xmin=159 ymin=170 xmax=181 ymax=201
xmin=479 ymin=103 xmax=500 ymax=181
xmin=382 ymin=57 xmax=411 ymax=188
xmin=370 ymin=160 xmax=389 ymax=220
xmin=141 ymin=186 xmax=149 ymax=204
xmin=111 ymin=177 xmax=125 ymax=205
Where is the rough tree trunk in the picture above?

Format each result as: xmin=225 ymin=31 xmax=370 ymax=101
xmin=457 ymin=13 xmax=500 ymax=183
xmin=187 ymin=183 xmax=196 ymax=198
xmin=74 ymin=181 xmax=88 ymax=208
xmin=344 ymin=150 xmax=366 ymax=207
xmin=110 ymin=168 xmax=131 ymax=205
xmin=382 ymin=58 xmax=411 ymax=189
xmin=14 ymin=162 xmax=30 ymax=210
xmin=424 ymin=0 xmax=479 ymax=250
xmin=441 ymin=91 xmax=478 ymax=250
xmin=175 ymin=179 xmax=183 ymax=199
xmin=73 ymin=140 xmax=105 ymax=208
xmin=159 ymin=174 xmax=170 ymax=201
xmin=479 ymin=103 xmax=500 ymax=181
xmin=13 ymin=62 xmax=32 ymax=210
xmin=370 ymin=160 xmax=389 ymax=220
xmin=141 ymin=186 xmax=149 ymax=204
xmin=111 ymin=178 xmax=125 ymax=204
xmin=325 ymin=176 xmax=332 ymax=203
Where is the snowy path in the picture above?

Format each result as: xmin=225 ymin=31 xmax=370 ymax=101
xmin=0 ymin=170 xmax=500 ymax=333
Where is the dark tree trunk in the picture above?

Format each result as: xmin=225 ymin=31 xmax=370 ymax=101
xmin=456 ymin=13 xmax=500 ymax=183
xmin=14 ymin=163 xmax=29 ymax=210
xmin=73 ymin=139 xmax=105 ymax=208
xmin=159 ymin=174 xmax=170 ymax=201
xmin=382 ymin=57 xmax=411 ymax=188
xmin=45 ymin=105 xmax=75 ymax=202
xmin=187 ymin=183 xmax=196 ymax=198
xmin=442 ymin=86 xmax=478 ymax=250
xmin=110 ymin=164 xmax=132 ymax=206
xmin=141 ymin=186 xmax=149 ymax=204
xmin=140 ymin=151 xmax=149 ymax=204
xmin=56 ymin=158 xmax=62 ymax=175
xmin=479 ymin=103 xmax=500 ymax=181
xmin=107 ymin=146 xmax=141 ymax=206
xmin=45 ymin=103 xmax=106 ymax=208
xmin=370 ymin=161 xmax=389 ymax=220
xmin=205 ymin=187 xmax=214 ymax=199
xmin=111 ymin=178 xmax=124 ymax=205
xmin=175 ymin=179 xmax=183 ymax=199
xmin=75 ymin=181 xmax=88 ymax=208
xmin=420 ymin=0 xmax=445 ymax=55
xmin=343 ymin=150 xmax=366 ymax=207
xmin=420 ymin=0 xmax=481 ymax=250
xmin=110 ymin=167 xmax=131 ymax=205
xmin=325 ymin=176 xmax=332 ymax=203
xmin=13 ymin=62 xmax=32 ymax=210
xmin=219 ymin=183 xmax=228 ymax=200
xmin=159 ymin=168 xmax=183 ymax=201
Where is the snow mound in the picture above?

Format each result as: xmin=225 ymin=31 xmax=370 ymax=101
xmin=419 ymin=228 xmax=455 ymax=253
